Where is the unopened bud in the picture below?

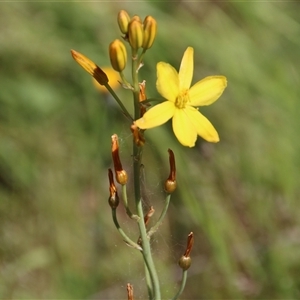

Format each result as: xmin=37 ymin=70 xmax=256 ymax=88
xmin=109 ymin=39 xmax=127 ymax=72
xmin=142 ymin=16 xmax=157 ymax=49
xmin=131 ymin=15 xmax=142 ymax=23
xmin=117 ymin=10 xmax=130 ymax=34
xmin=111 ymin=134 xmax=128 ymax=185
xmin=128 ymin=19 xmax=144 ymax=50
xmin=164 ymin=149 xmax=177 ymax=193
xmin=71 ymin=50 xmax=108 ymax=85
xmin=108 ymin=169 xmax=119 ymax=209
xmin=178 ymin=232 xmax=194 ymax=271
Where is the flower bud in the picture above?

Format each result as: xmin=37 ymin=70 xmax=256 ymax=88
xmin=131 ymin=15 xmax=142 ymax=23
xmin=71 ymin=49 xmax=108 ymax=85
xmin=164 ymin=149 xmax=177 ymax=193
xmin=108 ymin=169 xmax=119 ymax=209
xmin=111 ymin=134 xmax=128 ymax=185
xmin=142 ymin=16 xmax=157 ymax=50
xmin=128 ymin=19 xmax=144 ymax=50
xmin=117 ymin=10 xmax=130 ymax=34
xmin=109 ymin=39 xmax=127 ymax=72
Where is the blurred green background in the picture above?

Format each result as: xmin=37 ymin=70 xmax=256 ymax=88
xmin=1 ymin=1 xmax=300 ymax=299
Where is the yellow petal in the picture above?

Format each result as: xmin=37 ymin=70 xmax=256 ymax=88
xmin=186 ymin=106 xmax=219 ymax=143
xmin=135 ymin=101 xmax=175 ymax=129
xmin=156 ymin=62 xmax=179 ymax=102
xmin=179 ymin=47 xmax=194 ymax=91
xmin=189 ymin=76 xmax=227 ymax=106
xmin=172 ymin=108 xmax=198 ymax=147
xmin=71 ymin=50 xmax=108 ymax=85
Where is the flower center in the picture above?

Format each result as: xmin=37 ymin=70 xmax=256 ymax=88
xmin=175 ymin=89 xmax=189 ymax=109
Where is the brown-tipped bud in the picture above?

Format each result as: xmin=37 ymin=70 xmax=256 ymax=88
xmin=142 ymin=16 xmax=157 ymax=50
xmin=128 ymin=19 xmax=144 ymax=50
xmin=178 ymin=232 xmax=194 ymax=270
xmin=109 ymin=39 xmax=127 ymax=72
xmin=127 ymin=283 xmax=134 ymax=300
xmin=164 ymin=149 xmax=177 ymax=193
xmin=111 ymin=134 xmax=128 ymax=185
xmin=71 ymin=50 xmax=108 ymax=85
xmin=117 ymin=10 xmax=130 ymax=34
xmin=108 ymin=169 xmax=119 ymax=209
xmin=131 ymin=124 xmax=145 ymax=147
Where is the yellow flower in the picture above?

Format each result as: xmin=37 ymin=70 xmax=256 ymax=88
xmin=135 ymin=47 xmax=227 ymax=147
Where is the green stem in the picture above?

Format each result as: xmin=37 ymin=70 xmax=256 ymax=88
xmin=147 ymin=194 xmax=171 ymax=238
xmin=131 ymin=48 xmax=161 ymax=299
xmin=104 ymin=82 xmax=133 ymax=121
xmin=137 ymin=48 xmax=147 ymax=68
xmin=133 ymin=144 xmax=161 ymax=300
xmin=121 ymin=185 xmax=140 ymax=221
xmin=144 ymin=262 xmax=153 ymax=300
xmin=172 ymin=270 xmax=188 ymax=300
xmin=111 ymin=208 xmax=143 ymax=251
xmin=131 ymin=50 xmax=140 ymax=120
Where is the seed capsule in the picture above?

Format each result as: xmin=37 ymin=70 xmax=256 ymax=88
xmin=178 ymin=255 xmax=192 ymax=271
xmin=164 ymin=149 xmax=177 ymax=193
xmin=111 ymin=134 xmax=128 ymax=185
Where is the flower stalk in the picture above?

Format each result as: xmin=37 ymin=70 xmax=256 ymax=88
xmin=71 ymin=9 xmax=227 ymax=299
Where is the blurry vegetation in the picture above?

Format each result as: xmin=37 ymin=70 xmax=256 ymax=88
xmin=1 ymin=1 xmax=300 ymax=299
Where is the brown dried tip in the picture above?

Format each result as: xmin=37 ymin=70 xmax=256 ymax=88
xmin=144 ymin=206 xmax=155 ymax=227
xmin=71 ymin=49 xmax=109 ymax=85
xmin=130 ymin=124 xmax=145 ymax=147
xmin=164 ymin=149 xmax=177 ymax=193
xmin=127 ymin=283 xmax=134 ymax=300
xmin=139 ymin=80 xmax=150 ymax=117
xmin=108 ymin=169 xmax=119 ymax=209
xmin=111 ymin=134 xmax=128 ymax=185
xmin=184 ymin=232 xmax=194 ymax=257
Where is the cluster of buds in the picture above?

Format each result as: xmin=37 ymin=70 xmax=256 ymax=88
xmin=109 ymin=10 xmax=157 ymax=72
xmin=118 ymin=10 xmax=157 ymax=51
